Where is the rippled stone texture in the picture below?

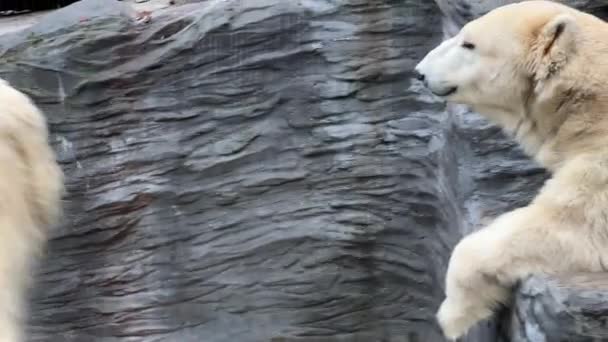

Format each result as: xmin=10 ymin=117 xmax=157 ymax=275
xmin=506 ymin=275 xmax=608 ymax=342
xmin=3 ymin=0 xmax=605 ymax=340
xmin=0 ymin=0 xmax=453 ymax=340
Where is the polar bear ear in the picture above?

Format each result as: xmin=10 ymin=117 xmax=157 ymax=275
xmin=538 ymin=14 xmax=578 ymax=58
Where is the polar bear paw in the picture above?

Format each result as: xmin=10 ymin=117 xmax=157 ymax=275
xmin=436 ymin=298 xmax=491 ymax=340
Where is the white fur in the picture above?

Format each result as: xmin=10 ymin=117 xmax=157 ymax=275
xmin=415 ymin=1 xmax=608 ymax=339
xmin=0 ymin=79 xmax=63 ymax=342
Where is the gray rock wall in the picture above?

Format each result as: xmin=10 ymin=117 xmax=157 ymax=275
xmin=506 ymin=274 xmax=608 ymax=342
xmin=0 ymin=0 xmax=452 ymax=341
xmin=1 ymin=0 xmax=606 ymax=341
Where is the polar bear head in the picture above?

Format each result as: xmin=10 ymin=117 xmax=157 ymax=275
xmin=414 ymin=1 xmax=583 ymax=116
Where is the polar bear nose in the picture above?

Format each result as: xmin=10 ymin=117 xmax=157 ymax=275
xmin=413 ymin=69 xmax=425 ymax=82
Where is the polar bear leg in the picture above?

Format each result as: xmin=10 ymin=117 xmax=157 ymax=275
xmin=0 ymin=166 xmax=39 ymax=342
xmin=436 ymin=207 xmax=579 ymax=340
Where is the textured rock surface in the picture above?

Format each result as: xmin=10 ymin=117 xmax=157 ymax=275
xmin=508 ymin=275 xmax=608 ymax=342
xmin=1 ymin=0 xmax=606 ymax=341
xmin=1 ymin=0 xmax=453 ymax=341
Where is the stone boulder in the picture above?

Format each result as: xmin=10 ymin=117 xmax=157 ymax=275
xmin=507 ymin=275 xmax=608 ymax=342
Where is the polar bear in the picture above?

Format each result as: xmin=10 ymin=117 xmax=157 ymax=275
xmin=415 ymin=0 xmax=608 ymax=340
xmin=0 ymin=78 xmax=63 ymax=341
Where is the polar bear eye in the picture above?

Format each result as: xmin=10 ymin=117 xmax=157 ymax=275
xmin=462 ymin=42 xmax=476 ymax=50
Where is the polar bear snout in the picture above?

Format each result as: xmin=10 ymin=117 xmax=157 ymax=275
xmin=413 ymin=63 xmax=458 ymax=98
xmin=413 ymin=68 xmax=457 ymax=96
xmin=413 ymin=69 xmax=425 ymax=82
xmin=414 ymin=38 xmax=463 ymax=99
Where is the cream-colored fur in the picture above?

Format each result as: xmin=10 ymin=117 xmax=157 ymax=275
xmin=415 ymin=1 xmax=608 ymax=340
xmin=0 ymin=79 xmax=63 ymax=341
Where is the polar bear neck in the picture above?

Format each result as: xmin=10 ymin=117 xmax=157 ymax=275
xmin=473 ymin=103 xmax=554 ymax=167
xmin=476 ymin=80 xmax=605 ymax=173
xmin=473 ymin=76 xmax=608 ymax=171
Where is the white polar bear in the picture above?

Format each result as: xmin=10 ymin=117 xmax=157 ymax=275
xmin=0 ymin=78 xmax=63 ymax=342
xmin=415 ymin=1 xmax=608 ymax=340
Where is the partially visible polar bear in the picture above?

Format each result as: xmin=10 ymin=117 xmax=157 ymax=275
xmin=0 ymin=79 xmax=63 ymax=341
xmin=415 ymin=1 xmax=608 ymax=340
